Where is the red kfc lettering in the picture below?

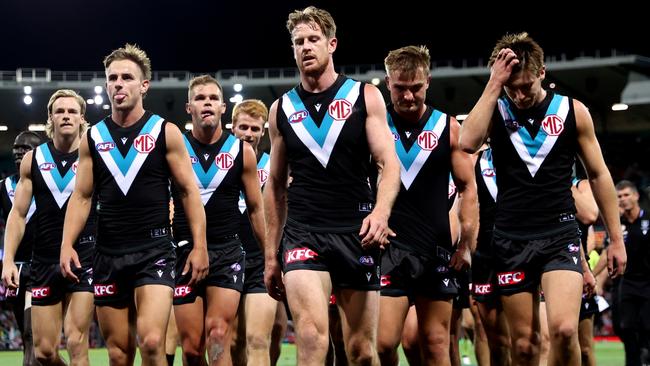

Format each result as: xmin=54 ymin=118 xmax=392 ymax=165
xmin=285 ymin=248 xmax=318 ymax=264
xmin=94 ymin=284 xmax=116 ymax=297
xmin=497 ymin=271 xmax=525 ymax=286
xmin=32 ymin=287 xmax=49 ymax=298
xmin=174 ymin=285 xmax=192 ymax=298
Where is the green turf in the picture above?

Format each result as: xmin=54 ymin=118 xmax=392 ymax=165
xmin=0 ymin=340 xmax=625 ymax=365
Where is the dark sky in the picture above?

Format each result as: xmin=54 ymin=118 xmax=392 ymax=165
xmin=1 ymin=1 xmax=647 ymax=72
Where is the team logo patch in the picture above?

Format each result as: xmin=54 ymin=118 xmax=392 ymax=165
xmin=289 ymin=110 xmax=309 ymax=124
xmin=567 ymin=243 xmax=580 ymax=253
xmin=328 ymin=99 xmax=353 ymax=121
xmin=358 ymin=256 xmax=374 ymax=266
xmin=285 ymin=248 xmax=318 ymax=264
xmin=417 ymin=131 xmax=438 ymax=151
xmin=392 ymin=132 xmax=400 ymax=141
xmin=190 ymin=156 xmax=199 ymax=164
xmin=257 ymin=168 xmax=269 ymax=185
xmin=215 ymin=152 xmax=234 ymax=170
xmin=96 ymin=142 xmax=115 ymax=152
xmin=39 ymin=162 xmax=56 ymax=171
xmin=541 ymin=114 xmax=564 ymax=136
xmin=482 ymin=168 xmax=495 ymax=177
xmin=133 ymin=134 xmax=156 ymax=153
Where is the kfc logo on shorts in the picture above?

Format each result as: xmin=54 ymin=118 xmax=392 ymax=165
xmin=289 ymin=110 xmax=309 ymax=124
xmin=215 ymin=152 xmax=234 ymax=170
xmin=380 ymin=275 xmax=391 ymax=287
xmin=285 ymin=248 xmax=318 ymax=264
xmin=134 ymin=134 xmax=156 ymax=153
xmin=497 ymin=271 xmax=525 ymax=286
xmin=358 ymin=256 xmax=374 ymax=266
xmin=32 ymin=287 xmax=50 ymax=299
xmin=174 ymin=285 xmax=192 ymax=298
xmin=5 ymin=288 xmax=17 ymax=298
xmin=541 ymin=115 xmax=564 ymax=136
xmin=567 ymin=243 xmax=580 ymax=253
xmin=39 ymin=162 xmax=56 ymax=171
xmin=95 ymin=142 xmax=115 ymax=152
xmin=328 ymin=99 xmax=353 ymax=121
xmin=473 ymin=283 xmax=493 ymax=295
xmin=417 ymin=131 xmax=438 ymax=151
xmin=94 ymin=284 xmax=116 ymax=297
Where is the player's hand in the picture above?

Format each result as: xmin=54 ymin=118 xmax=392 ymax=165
xmin=359 ymin=210 xmax=395 ymax=250
xmin=489 ymin=48 xmax=520 ymax=87
xmin=607 ymin=241 xmax=627 ymax=279
xmin=264 ymin=257 xmax=285 ymax=301
xmin=583 ymin=269 xmax=596 ymax=298
xmin=450 ymin=244 xmax=471 ymax=271
xmin=184 ymin=247 xmax=208 ymax=286
xmin=1 ymin=261 xmax=19 ymax=289
xmin=60 ymin=245 xmax=81 ymax=283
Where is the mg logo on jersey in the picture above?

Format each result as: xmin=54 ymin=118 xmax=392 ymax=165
xmin=541 ymin=115 xmax=564 ymax=136
xmin=285 ymin=248 xmax=317 ymax=264
xmin=71 ymin=161 xmax=78 ymax=174
xmin=328 ymin=99 xmax=352 ymax=121
xmin=39 ymin=162 xmax=56 ymax=171
xmin=258 ymin=168 xmax=269 ymax=185
xmin=215 ymin=152 xmax=234 ymax=170
xmin=94 ymin=284 xmax=116 ymax=296
xmin=417 ymin=131 xmax=438 ymax=151
xmin=289 ymin=110 xmax=309 ymax=124
xmin=482 ymin=168 xmax=495 ymax=177
xmin=32 ymin=287 xmax=49 ymax=298
xmin=473 ymin=283 xmax=493 ymax=295
xmin=134 ymin=134 xmax=156 ymax=153
xmin=497 ymin=271 xmax=525 ymax=286
xmin=174 ymin=285 xmax=192 ymax=298
xmin=190 ymin=156 xmax=198 ymax=164
xmin=96 ymin=141 xmax=115 ymax=152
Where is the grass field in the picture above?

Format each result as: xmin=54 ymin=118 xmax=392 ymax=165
xmin=0 ymin=340 xmax=625 ymax=365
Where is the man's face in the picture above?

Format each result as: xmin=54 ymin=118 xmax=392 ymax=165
xmin=292 ymin=21 xmax=336 ymax=76
xmin=232 ymin=112 xmax=265 ymax=150
xmin=105 ymin=59 xmax=149 ymax=112
xmin=12 ymin=135 xmax=39 ymax=167
xmin=186 ymin=83 xmax=226 ymax=129
xmin=503 ymin=67 xmax=545 ymax=110
xmin=49 ymin=97 xmax=85 ymax=139
xmin=386 ymin=67 xmax=430 ymax=117
xmin=618 ymin=187 xmax=639 ymax=212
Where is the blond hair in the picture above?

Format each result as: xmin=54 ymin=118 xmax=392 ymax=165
xmin=286 ymin=6 xmax=336 ymax=40
xmin=103 ymin=43 xmax=152 ymax=81
xmin=232 ymin=99 xmax=268 ymax=125
xmin=488 ymin=32 xmax=544 ymax=76
xmin=46 ymin=89 xmax=88 ymax=138
xmin=187 ymin=74 xmax=223 ymax=101
xmin=384 ymin=45 xmax=431 ymax=77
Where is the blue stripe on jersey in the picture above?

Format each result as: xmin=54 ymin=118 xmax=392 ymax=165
xmin=185 ymin=134 xmax=237 ymax=189
xmin=286 ymin=78 xmax=356 ymax=147
xmin=388 ymin=110 xmax=443 ymax=170
xmin=95 ymin=114 xmax=161 ymax=176
xmin=39 ymin=143 xmax=76 ymax=192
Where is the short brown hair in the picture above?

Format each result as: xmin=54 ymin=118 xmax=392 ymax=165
xmin=232 ymin=99 xmax=268 ymax=125
xmin=286 ymin=6 xmax=336 ymax=40
xmin=616 ymin=180 xmax=638 ymax=193
xmin=488 ymin=32 xmax=544 ymax=76
xmin=187 ymin=74 xmax=223 ymax=102
xmin=384 ymin=45 xmax=431 ymax=77
xmin=103 ymin=43 xmax=152 ymax=81
xmin=46 ymin=89 xmax=88 ymax=138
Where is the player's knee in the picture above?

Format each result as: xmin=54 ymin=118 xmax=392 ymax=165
xmin=512 ymin=335 xmax=540 ymax=361
xmin=34 ymin=343 xmax=59 ymax=364
xmin=346 ymin=337 xmax=377 ymax=364
xmin=419 ymin=332 xmax=449 ymax=361
xmin=551 ymin=321 xmax=578 ymax=343
xmin=296 ymin=321 xmax=328 ymax=350
xmin=206 ymin=318 xmax=229 ymax=343
xmin=139 ymin=331 xmax=164 ymax=357
xmin=246 ymin=332 xmax=271 ymax=352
